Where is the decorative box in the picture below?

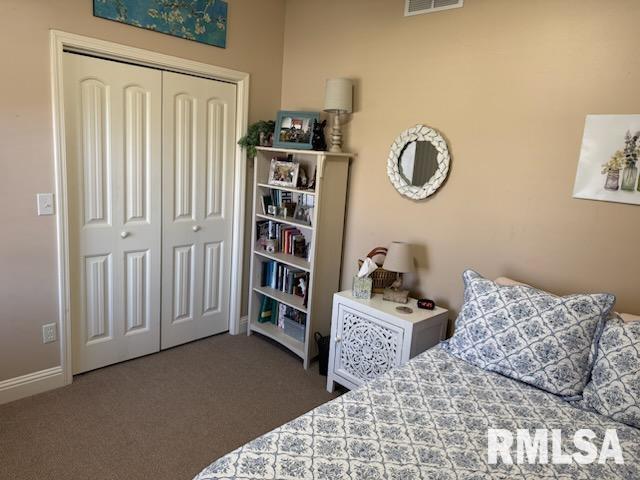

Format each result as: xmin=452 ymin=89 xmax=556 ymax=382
xmin=352 ymin=276 xmax=373 ymax=299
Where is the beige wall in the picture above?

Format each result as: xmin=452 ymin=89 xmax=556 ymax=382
xmin=0 ymin=0 xmax=285 ymax=381
xmin=281 ymin=0 xmax=640 ymax=318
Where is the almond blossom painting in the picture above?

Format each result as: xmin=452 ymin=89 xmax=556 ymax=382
xmin=573 ymin=115 xmax=640 ymax=206
xmin=94 ymin=0 xmax=227 ymax=48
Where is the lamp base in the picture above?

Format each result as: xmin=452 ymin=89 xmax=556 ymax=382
xmin=328 ymin=113 xmax=343 ymax=152
xmin=383 ymin=288 xmax=410 ymax=304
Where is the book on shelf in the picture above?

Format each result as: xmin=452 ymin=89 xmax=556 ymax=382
xmin=256 ymin=220 xmax=310 ymax=260
xmin=255 ymin=293 xmax=307 ymax=343
xmin=257 ymin=295 xmax=275 ymax=324
xmin=260 ymin=260 xmax=309 ymax=304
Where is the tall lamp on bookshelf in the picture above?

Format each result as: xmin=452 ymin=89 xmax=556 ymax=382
xmin=323 ymin=78 xmax=353 ymax=153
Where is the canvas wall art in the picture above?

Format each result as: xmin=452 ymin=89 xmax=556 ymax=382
xmin=573 ymin=115 xmax=640 ymax=206
xmin=93 ymin=0 xmax=228 ymax=48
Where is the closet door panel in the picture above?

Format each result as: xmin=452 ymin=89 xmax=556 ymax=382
xmin=162 ymin=71 xmax=236 ymax=349
xmin=64 ymin=53 xmax=162 ymax=374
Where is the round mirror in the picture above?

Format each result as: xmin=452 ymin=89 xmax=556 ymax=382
xmin=387 ymin=125 xmax=450 ymax=200
xmin=398 ymin=141 xmax=439 ymax=187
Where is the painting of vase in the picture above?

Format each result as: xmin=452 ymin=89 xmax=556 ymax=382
xmin=604 ymin=170 xmax=620 ymax=191
xmin=573 ymin=115 xmax=640 ymax=206
xmin=621 ymin=163 xmax=638 ymax=191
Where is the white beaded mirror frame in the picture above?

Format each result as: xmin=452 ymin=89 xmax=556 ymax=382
xmin=387 ymin=124 xmax=451 ymax=200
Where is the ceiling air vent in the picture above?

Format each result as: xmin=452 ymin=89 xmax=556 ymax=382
xmin=405 ymin=0 xmax=464 ymax=16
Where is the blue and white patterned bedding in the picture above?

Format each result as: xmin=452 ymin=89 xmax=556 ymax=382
xmin=194 ymin=347 xmax=640 ymax=479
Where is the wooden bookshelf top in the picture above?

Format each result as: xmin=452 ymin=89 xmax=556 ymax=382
xmin=256 ymin=146 xmax=354 ymax=158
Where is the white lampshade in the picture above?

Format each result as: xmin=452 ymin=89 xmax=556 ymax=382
xmin=323 ymin=78 xmax=353 ymax=114
xmin=383 ymin=242 xmax=415 ymax=273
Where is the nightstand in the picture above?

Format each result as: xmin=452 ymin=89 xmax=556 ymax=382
xmin=327 ymin=290 xmax=449 ymax=392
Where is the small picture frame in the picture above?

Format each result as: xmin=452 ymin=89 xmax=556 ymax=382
xmin=293 ymin=204 xmax=313 ymax=225
xmin=274 ymin=111 xmax=319 ymax=150
xmin=268 ymin=159 xmax=300 ymax=188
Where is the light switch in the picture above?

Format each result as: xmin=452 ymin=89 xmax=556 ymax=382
xmin=37 ymin=193 xmax=54 ymax=216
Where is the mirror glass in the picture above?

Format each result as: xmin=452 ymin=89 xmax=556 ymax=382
xmin=398 ymin=140 xmax=439 ymax=187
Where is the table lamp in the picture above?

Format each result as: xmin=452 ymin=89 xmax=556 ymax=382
xmin=323 ymin=78 xmax=353 ymax=153
xmin=382 ymin=241 xmax=414 ymax=303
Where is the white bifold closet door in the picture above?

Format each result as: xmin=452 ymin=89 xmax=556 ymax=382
xmin=161 ymin=72 xmax=236 ymax=349
xmin=65 ymin=53 xmax=237 ymax=373
xmin=64 ymin=53 xmax=162 ymax=374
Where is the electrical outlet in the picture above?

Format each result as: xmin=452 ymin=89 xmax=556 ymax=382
xmin=42 ymin=323 xmax=57 ymax=344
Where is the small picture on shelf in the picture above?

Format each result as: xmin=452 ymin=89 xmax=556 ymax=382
xmin=293 ymin=204 xmax=313 ymax=226
xmin=268 ymin=159 xmax=300 ymax=188
xmin=260 ymin=195 xmax=273 ymax=215
xmin=274 ymin=110 xmax=319 ymax=150
xmin=282 ymin=201 xmax=297 ymax=218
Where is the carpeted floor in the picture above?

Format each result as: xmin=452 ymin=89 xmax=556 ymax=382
xmin=0 ymin=333 xmax=341 ymax=480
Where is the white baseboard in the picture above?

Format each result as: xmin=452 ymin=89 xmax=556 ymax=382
xmin=239 ymin=315 xmax=248 ymax=334
xmin=0 ymin=366 xmax=65 ymax=405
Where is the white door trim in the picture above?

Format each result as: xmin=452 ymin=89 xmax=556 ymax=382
xmin=50 ymin=30 xmax=249 ymax=386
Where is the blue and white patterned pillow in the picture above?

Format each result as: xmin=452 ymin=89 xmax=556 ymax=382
xmin=582 ymin=317 xmax=640 ymax=428
xmin=442 ymin=270 xmax=615 ymax=398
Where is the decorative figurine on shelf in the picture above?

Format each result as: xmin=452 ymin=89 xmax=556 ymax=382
xmin=382 ymin=241 xmax=414 ymax=304
xmin=311 ymin=119 xmax=327 ymax=151
xmin=297 ymin=166 xmax=308 ymax=188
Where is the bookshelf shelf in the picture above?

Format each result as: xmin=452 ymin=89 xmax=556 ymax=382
xmin=249 ymin=320 xmax=305 ymax=358
xmin=255 ymin=213 xmax=313 ymax=231
xmin=253 ymin=286 xmax=308 ymax=314
xmin=248 ymin=147 xmax=352 ymax=369
xmin=255 ymin=146 xmax=353 ymax=158
xmin=253 ymin=248 xmax=311 ymax=272
xmin=256 ymin=182 xmax=317 ymax=197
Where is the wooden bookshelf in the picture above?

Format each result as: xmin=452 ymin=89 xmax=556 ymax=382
xmin=248 ymin=146 xmax=352 ymax=368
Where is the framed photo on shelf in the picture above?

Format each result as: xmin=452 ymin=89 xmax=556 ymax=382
xmin=293 ymin=204 xmax=313 ymax=226
xmin=268 ymin=159 xmax=300 ymax=188
xmin=274 ymin=111 xmax=319 ymax=150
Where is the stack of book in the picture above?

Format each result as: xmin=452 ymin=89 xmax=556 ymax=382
xmin=256 ymin=297 xmax=306 ymax=343
xmin=256 ymin=221 xmax=308 ymax=259
xmin=261 ymin=261 xmax=308 ymax=301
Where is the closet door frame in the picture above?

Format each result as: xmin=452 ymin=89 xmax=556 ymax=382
xmin=50 ymin=30 xmax=249 ymax=387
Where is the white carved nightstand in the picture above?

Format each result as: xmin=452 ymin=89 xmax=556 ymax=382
xmin=326 ymin=290 xmax=449 ymax=392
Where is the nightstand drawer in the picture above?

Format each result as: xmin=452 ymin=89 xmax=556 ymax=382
xmin=332 ymin=304 xmax=404 ymax=389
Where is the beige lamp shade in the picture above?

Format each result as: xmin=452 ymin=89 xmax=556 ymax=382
xmin=323 ymin=78 xmax=353 ymax=113
xmin=382 ymin=241 xmax=415 ymax=273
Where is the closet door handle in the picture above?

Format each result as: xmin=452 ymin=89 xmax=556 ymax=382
xmin=120 ymin=231 xmax=130 ymax=239
xmin=192 ymin=225 xmax=201 ymax=232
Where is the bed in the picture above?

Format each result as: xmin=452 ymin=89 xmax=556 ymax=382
xmin=194 ymin=346 xmax=640 ymax=480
